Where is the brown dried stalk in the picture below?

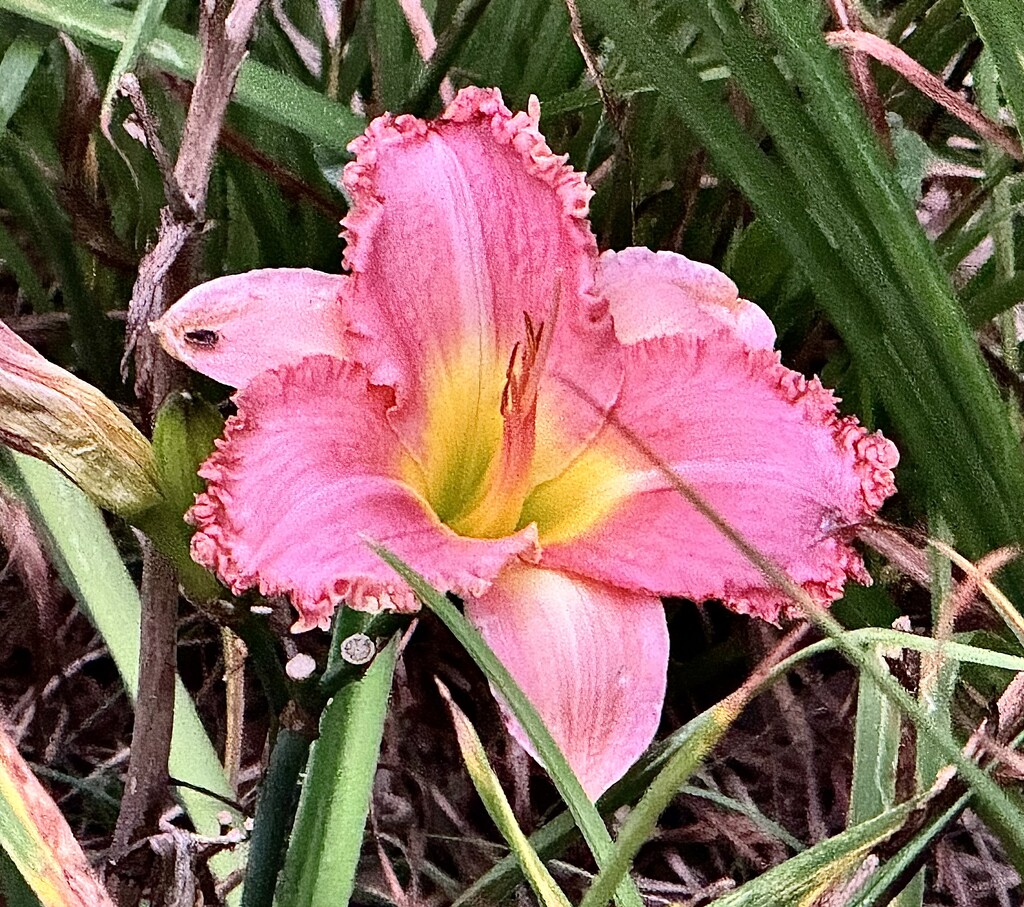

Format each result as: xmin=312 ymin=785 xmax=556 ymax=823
xmin=826 ymin=29 xmax=1023 ymax=162
xmin=826 ymin=0 xmax=890 ymax=150
xmin=111 ymin=0 xmax=266 ymax=886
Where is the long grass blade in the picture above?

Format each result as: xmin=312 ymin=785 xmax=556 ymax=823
xmin=438 ymin=679 xmax=572 ymax=907
xmin=0 ymin=451 xmax=243 ymax=874
xmin=274 ymin=635 xmax=399 ymax=907
xmin=0 ymin=0 xmax=364 ymax=152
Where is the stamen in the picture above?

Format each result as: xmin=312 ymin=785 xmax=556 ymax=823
xmin=449 ymin=277 xmax=562 ymax=538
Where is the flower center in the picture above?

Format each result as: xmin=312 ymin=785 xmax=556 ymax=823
xmin=446 ymin=311 xmax=552 ymax=539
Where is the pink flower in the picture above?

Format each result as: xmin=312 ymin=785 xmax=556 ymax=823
xmin=154 ymin=88 xmax=898 ymax=798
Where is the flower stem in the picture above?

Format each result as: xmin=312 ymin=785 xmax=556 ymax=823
xmin=240 ymin=721 xmax=315 ymax=907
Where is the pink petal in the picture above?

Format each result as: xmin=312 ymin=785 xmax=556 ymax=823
xmin=152 ymin=269 xmax=347 ymax=388
xmin=340 ymin=87 xmax=622 ymax=493
xmin=189 ymin=354 xmax=539 ymax=631
xmin=463 ymin=564 xmax=668 ymax=799
xmin=597 ymin=247 xmax=776 ymax=349
xmin=532 ymin=335 xmax=898 ymax=622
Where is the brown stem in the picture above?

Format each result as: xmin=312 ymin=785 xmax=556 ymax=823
xmin=826 ymin=29 xmax=1024 ymax=162
xmin=122 ymin=0 xmax=267 ymax=405
xmin=825 ymin=0 xmax=891 ymax=151
xmin=109 ymin=2 xmax=267 ymax=890
xmin=108 ymin=541 xmax=178 ymax=901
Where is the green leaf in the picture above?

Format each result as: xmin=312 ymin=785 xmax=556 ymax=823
xmin=962 ymin=0 xmax=1024 ymax=141
xmin=98 ymin=0 xmax=170 ymax=135
xmin=275 ymin=634 xmax=398 ymax=907
xmin=849 ymin=653 xmax=901 ymax=827
xmin=0 ymin=35 xmax=43 ymax=132
xmin=438 ymin=679 xmax=572 ymax=907
xmin=374 ymin=546 xmax=644 ymax=907
xmin=707 ymin=798 xmax=926 ymax=907
xmin=0 ymin=0 xmax=364 ymax=152
xmin=848 ymin=794 xmax=969 ymax=907
xmin=0 ymin=450 xmax=244 ymax=885
xmin=579 ymin=702 xmax=739 ymax=907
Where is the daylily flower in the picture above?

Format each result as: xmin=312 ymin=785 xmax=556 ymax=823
xmin=154 ymin=87 xmax=898 ymax=798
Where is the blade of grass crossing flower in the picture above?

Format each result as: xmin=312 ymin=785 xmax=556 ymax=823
xmin=0 ymin=451 xmax=244 ymax=882
xmin=962 ymin=0 xmax=1024 ymax=140
xmin=571 ymin=396 xmax=1024 ymax=872
xmin=0 ymin=35 xmax=43 ymax=132
xmin=98 ymin=0 xmax=170 ymax=138
xmin=705 ymin=797 xmax=928 ymax=907
xmin=0 ymin=0 xmax=364 ymax=153
xmin=274 ymin=635 xmax=398 ymax=907
xmin=730 ymin=0 xmax=1024 ymax=572
xmin=0 ymin=720 xmax=114 ymax=907
xmin=578 ymin=702 xmax=740 ymax=907
xmin=437 ymin=679 xmax=572 ymax=907
xmin=848 ymin=652 xmax=901 ymax=827
xmin=373 ymin=545 xmax=644 ymax=907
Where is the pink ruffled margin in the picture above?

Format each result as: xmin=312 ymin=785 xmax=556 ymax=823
xmin=721 ymin=347 xmax=898 ymax=621
xmin=340 ymin=87 xmax=596 ymax=276
xmin=187 ymin=390 xmax=420 ymax=632
xmin=186 ymin=356 xmax=540 ymax=632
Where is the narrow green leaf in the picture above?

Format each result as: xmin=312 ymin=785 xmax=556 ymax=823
xmin=275 ymin=635 xmax=398 ymax=907
xmin=438 ymin=679 xmax=572 ymax=907
xmin=0 ymin=450 xmax=244 ymax=879
xmin=707 ymin=798 xmax=926 ymax=907
xmin=678 ymin=785 xmax=805 ymax=853
xmin=98 ymin=0 xmax=170 ymax=135
xmin=374 ymin=546 xmax=644 ymax=907
xmin=848 ymin=653 xmax=901 ymax=827
xmin=962 ymin=0 xmax=1024 ymax=140
xmin=0 ymin=0 xmax=364 ymax=152
xmin=0 ymin=35 xmax=43 ymax=132
xmin=579 ymin=702 xmax=739 ymax=907
xmin=848 ymin=794 xmax=969 ymax=907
